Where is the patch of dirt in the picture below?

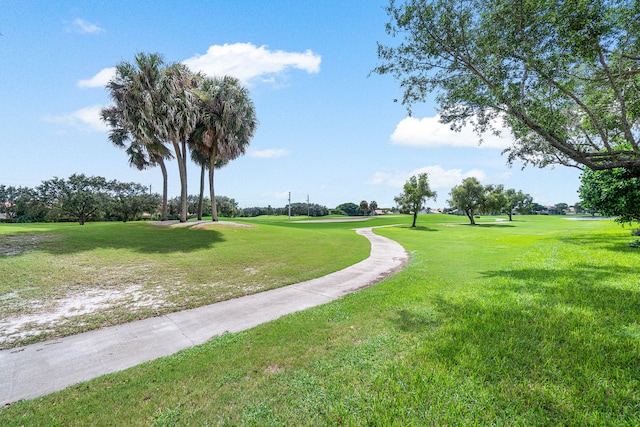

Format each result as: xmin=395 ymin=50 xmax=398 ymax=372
xmin=0 ymin=285 xmax=168 ymax=347
xmin=189 ymin=221 xmax=256 ymax=230
xmin=0 ymin=233 xmax=60 ymax=256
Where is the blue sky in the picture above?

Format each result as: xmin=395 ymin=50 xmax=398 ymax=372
xmin=0 ymin=0 xmax=583 ymax=209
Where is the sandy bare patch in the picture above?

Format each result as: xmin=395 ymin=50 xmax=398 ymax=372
xmin=189 ymin=221 xmax=256 ymax=230
xmin=0 ymin=285 xmax=168 ymax=346
xmin=0 ymin=233 xmax=60 ymax=256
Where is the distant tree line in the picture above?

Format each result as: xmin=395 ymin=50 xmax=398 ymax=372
xmin=392 ymin=174 xmax=585 ymax=227
xmin=5 ymin=173 xmax=606 ymax=227
xmin=0 ymin=175 xmax=335 ymax=224
xmin=0 ymin=174 xmax=158 ymax=225
xmin=237 ymin=203 xmax=329 ymax=217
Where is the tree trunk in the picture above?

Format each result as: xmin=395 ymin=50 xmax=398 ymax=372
xmin=412 ymin=211 xmax=418 ymax=228
xmin=198 ymin=163 xmax=205 ymax=220
xmin=159 ymin=158 xmax=168 ymax=221
xmin=209 ymin=154 xmax=218 ymax=222
xmin=467 ymin=210 xmax=476 ymax=225
xmin=173 ymin=140 xmax=188 ymax=223
xmin=508 ymin=209 xmax=513 ymax=221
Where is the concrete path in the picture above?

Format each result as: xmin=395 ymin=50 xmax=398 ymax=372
xmin=0 ymin=227 xmax=408 ymax=406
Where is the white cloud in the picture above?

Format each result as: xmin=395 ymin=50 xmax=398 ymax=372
xmin=79 ymin=43 xmax=321 ymax=88
xmin=369 ymin=165 xmax=487 ymax=190
xmin=78 ymin=67 xmax=116 ymax=88
xmin=182 ymin=42 xmax=321 ymax=84
xmin=248 ymin=148 xmax=290 ymax=159
xmin=390 ymin=115 xmax=513 ymax=149
xmin=70 ymin=18 xmax=104 ymax=34
xmin=44 ymin=105 xmax=108 ymax=133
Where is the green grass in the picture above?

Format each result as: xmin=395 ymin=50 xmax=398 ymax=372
xmin=0 ymin=217 xmax=376 ymax=348
xmin=2 ymin=215 xmax=640 ymax=425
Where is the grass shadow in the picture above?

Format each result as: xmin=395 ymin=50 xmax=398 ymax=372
xmin=392 ymin=308 xmax=440 ymax=332
xmin=0 ymin=222 xmax=227 ymax=256
xmin=559 ymin=232 xmax=640 ymax=253
xmin=423 ymin=263 xmax=640 ymax=421
xmin=404 ymin=226 xmax=439 ymax=232
xmin=480 ymin=263 xmax=640 ymax=314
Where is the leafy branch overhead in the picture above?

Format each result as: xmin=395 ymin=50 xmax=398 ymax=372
xmin=375 ymin=0 xmax=640 ymax=171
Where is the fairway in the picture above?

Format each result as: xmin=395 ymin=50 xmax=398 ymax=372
xmin=1 ymin=214 xmax=639 ymax=426
xmin=0 ymin=217 xmax=375 ymax=349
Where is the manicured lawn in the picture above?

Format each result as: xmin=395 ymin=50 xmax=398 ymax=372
xmin=1 ymin=215 xmax=639 ymax=425
xmin=0 ymin=217 xmax=375 ymax=348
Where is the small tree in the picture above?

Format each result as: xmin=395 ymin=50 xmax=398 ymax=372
xmin=504 ymin=189 xmax=534 ymax=220
xmin=107 ymin=182 xmax=159 ymax=222
xmin=394 ymin=173 xmax=437 ymax=227
xmin=482 ymin=185 xmax=508 ymax=215
xmin=448 ymin=177 xmax=486 ymax=225
xmin=335 ymin=202 xmax=360 ymax=216
xmin=38 ymin=174 xmax=111 ymax=225
xmin=554 ymin=203 xmax=569 ymax=215
xmin=215 ymin=196 xmax=239 ymax=218
xmin=0 ymin=185 xmax=19 ymax=221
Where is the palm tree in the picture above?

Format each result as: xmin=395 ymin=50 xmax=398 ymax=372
xmin=369 ymin=200 xmax=378 ymax=216
xmin=190 ymin=76 xmax=257 ymax=221
xmin=152 ymin=63 xmax=200 ymax=222
xmin=102 ymin=53 xmax=173 ymax=221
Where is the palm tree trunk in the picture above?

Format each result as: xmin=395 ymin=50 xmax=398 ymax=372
xmin=173 ymin=140 xmax=188 ymax=222
xmin=159 ymin=158 xmax=168 ymax=221
xmin=209 ymin=153 xmax=218 ymax=222
xmin=198 ymin=163 xmax=205 ymax=220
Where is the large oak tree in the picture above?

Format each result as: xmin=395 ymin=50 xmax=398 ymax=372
xmin=375 ymin=0 xmax=640 ymax=171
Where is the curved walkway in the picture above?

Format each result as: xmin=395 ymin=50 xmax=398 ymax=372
xmin=0 ymin=227 xmax=408 ymax=406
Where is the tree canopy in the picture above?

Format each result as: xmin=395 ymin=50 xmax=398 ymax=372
xmin=579 ymin=167 xmax=640 ymax=224
xmin=374 ymin=0 xmax=640 ymax=171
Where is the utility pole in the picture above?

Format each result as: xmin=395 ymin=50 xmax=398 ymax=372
xmin=288 ymin=191 xmax=291 ymax=220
